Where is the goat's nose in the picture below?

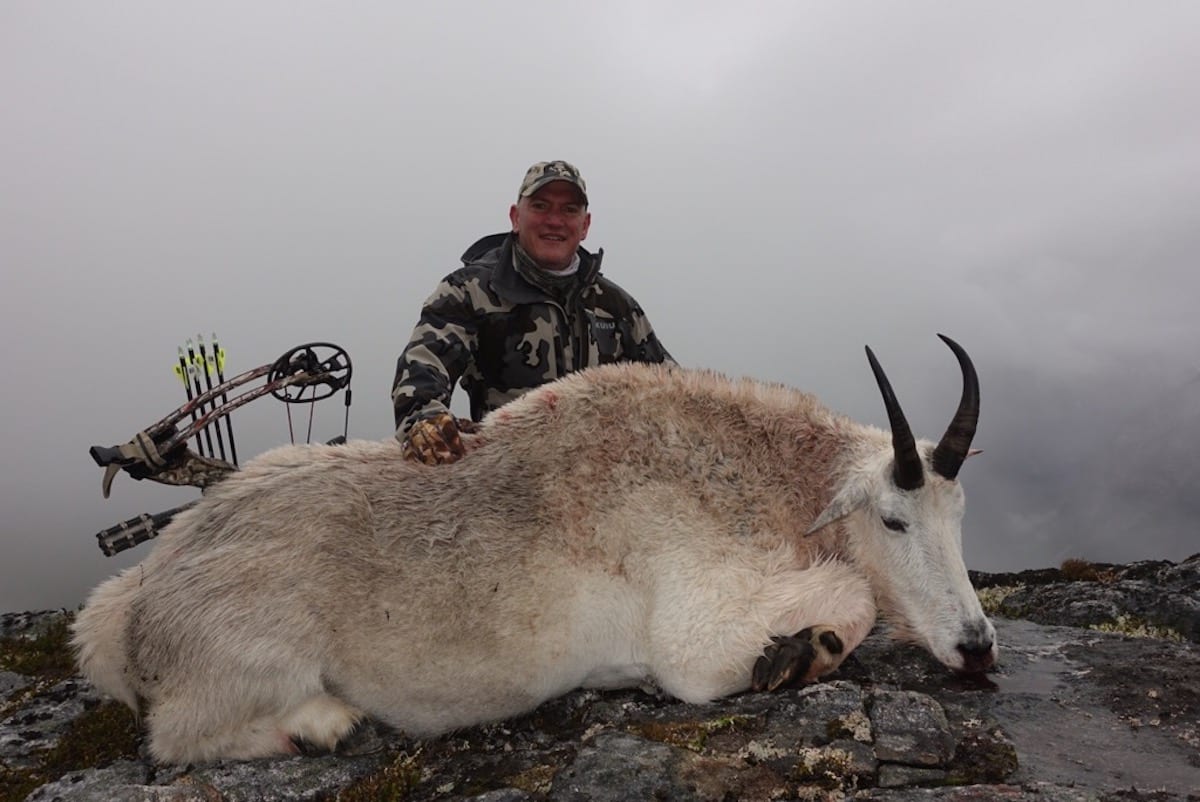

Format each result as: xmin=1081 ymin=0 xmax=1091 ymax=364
xmin=956 ymin=637 xmax=995 ymax=673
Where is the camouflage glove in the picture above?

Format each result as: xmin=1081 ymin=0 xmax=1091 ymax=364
xmin=401 ymin=412 xmax=478 ymax=465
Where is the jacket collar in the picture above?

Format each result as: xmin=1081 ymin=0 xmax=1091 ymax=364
xmin=460 ymin=232 xmax=604 ymax=304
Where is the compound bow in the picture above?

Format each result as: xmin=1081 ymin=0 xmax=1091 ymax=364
xmin=89 ymin=341 xmax=352 ymax=556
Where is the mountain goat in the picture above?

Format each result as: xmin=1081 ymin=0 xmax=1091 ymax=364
xmin=73 ymin=334 xmax=995 ymax=764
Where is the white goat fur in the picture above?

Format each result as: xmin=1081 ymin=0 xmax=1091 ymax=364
xmin=74 ymin=360 xmax=996 ymax=763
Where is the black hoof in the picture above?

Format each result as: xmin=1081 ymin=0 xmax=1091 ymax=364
xmin=335 ymin=718 xmax=389 ymax=757
xmin=290 ymin=735 xmax=331 ymax=757
xmin=751 ymin=626 xmax=844 ymax=692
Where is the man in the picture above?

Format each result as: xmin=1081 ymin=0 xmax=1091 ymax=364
xmin=393 ymin=160 xmax=673 ymax=464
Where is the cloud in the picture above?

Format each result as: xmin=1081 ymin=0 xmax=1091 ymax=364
xmin=2 ymin=2 xmax=1198 ymax=611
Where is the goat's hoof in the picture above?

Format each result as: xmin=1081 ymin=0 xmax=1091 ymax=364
xmin=335 ymin=719 xmax=389 ymax=757
xmin=290 ymin=735 xmax=331 ymax=757
xmin=290 ymin=719 xmax=388 ymax=757
xmin=752 ymin=625 xmax=844 ymax=692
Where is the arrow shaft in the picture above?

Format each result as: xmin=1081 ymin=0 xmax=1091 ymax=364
xmin=176 ymin=348 xmax=206 ymax=456
xmin=186 ymin=340 xmax=216 ymax=458
xmin=196 ymin=336 xmax=227 ymax=461
xmin=212 ymin=333 xmax=239 ymax=465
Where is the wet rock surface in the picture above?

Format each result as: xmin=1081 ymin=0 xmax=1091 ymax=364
xmin=2 ymin=558 xmax=1198 ymax=801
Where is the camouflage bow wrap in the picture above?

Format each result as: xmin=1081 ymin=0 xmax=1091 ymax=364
xmin=392 ymin=232 xmax=673 ymax=444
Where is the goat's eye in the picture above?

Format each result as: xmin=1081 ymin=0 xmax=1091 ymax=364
xmin=881 ymin=516 xmax=907 ymax=532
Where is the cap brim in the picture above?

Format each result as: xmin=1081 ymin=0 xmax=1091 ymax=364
xmin=520 ymin=178 xmax=588 ymax=204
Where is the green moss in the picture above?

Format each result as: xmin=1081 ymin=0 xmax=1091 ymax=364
xmin=46 ymin=699 xmax=141 ymax=768
xmin=629 ymin=720 xmax=708 ymax=751
xmin=629 ymin=714 xmax=756 ymax=752
xmin=0 ymin=615 xmax=76 ymax=680
xmin=0 ymin=766 xmax=42 ymax=802
xmin=976 ymin=584 xmax=1023 ymax=616
xmin=1089 ymin=614 xmax=1184 ymax=642
xmin=504 ymin=763 xmax=557 ymax=794
xmin=702 ymin=714 xmax=756 ymax=738
xmin=332 ymin=749 xmax=422 ymax=802
xmin=0 ymin=700 xmax=140 ymax=802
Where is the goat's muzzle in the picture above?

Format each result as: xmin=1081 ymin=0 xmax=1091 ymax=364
xmin=955 ymin=636 xmax=996 ymax=674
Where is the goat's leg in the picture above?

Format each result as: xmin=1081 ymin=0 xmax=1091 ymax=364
xmin=735 ymin=557 xmax=875 ymax=695
xmin=282 ymin=695 xmax=365 ymax=755
xmin=751 ymin=558 xmax=877 ymax=691
xmin=147 ymin=692 xmax=362 ymax=763
xmin=648 ymin=556 xmax=875 ymax=702
xmin=146 ymin=698 xmax=292 ymax=763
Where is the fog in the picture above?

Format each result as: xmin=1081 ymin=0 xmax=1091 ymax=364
xmin=2 ymin=2 xmax=1197 ymax=611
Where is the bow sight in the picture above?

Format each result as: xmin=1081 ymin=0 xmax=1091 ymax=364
xmin=88 ymin=338 xmax=352 ymax=556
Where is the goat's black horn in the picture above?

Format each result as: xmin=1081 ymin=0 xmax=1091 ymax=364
xmin=930 ymin=334 xmax=980 ymax=480
xmin=866 ymin=345 xmax=924 ymax=491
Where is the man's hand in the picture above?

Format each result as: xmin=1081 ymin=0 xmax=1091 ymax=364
xmin=402 ymin=412 xmax=477 ymax=465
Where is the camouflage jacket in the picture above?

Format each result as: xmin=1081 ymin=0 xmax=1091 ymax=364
xmin=392 ymin=232 xmax=673 ymax=436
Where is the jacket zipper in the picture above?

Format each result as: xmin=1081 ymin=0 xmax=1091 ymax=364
xmin=573 ymin=296 xmax=588 ymax=370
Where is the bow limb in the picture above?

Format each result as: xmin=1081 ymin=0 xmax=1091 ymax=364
xmin=142 ymin=361 xmax=275 ymax=443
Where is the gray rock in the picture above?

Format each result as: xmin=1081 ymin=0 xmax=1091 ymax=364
xmin=0 ymin=678 xmax=105 ymax=767
xmin=791 ymin=740 xmax=877 ymax=791
xmin=548 ymin=731 xmax=683 ymax=801
xmin=0 ymin=610 xmax=70 ymax=640
xmin=852 ymin=784 xmax=1104 ymax=801
xmin=976 ymin=553 xmax=1200 ymax=643
xmin=24 ymin=760 xmax=153 ymax=801
xmin=183 ymin=752 xmax=394 ymax=802
xmin=998 ymin=579 xmax=1200 ymax=642
xmin=0 ymin=669 xmax=31 ymax=697
xmin=468 ymin=791 xmax=535 ymax=802
xmin=770 ymin=681 xmax=870 ymax=744
xmin=940 ymin=715 xmax=1018 ymax=785
xmin=868 ymin=691 xmax=954 ymax=767
xmin=874 ymin=764 xmax=946 ymax=788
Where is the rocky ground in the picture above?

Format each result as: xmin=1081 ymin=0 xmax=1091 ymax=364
xmin=2 ymin=554 xmax=1198 ymax=802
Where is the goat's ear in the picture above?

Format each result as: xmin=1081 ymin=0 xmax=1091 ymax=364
xmin=805 ymin=482 xmax=868 ymax=536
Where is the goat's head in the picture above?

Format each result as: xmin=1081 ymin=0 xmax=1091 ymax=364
xmin=807 ymin=334 xmax=996 ymax=675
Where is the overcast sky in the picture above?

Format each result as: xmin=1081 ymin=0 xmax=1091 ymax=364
xmin=2 ymin=2 xmax=1198 ymax=612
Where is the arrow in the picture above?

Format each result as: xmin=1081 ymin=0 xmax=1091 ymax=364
xmin=185 ymin=338 xmax=216 ymax=458
xmin=174 ymin=347 xmax=206 ymax=456
xmin=211 ymin=332 xmax=238 ymax=466
xmin=196 ymin=334 xmax=227 ymax=462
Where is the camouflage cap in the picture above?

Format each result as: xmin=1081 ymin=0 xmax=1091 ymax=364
xmin=518 ymin=160 xmax=588 ymax=204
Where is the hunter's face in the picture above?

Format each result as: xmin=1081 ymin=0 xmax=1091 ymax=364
xmin=509 ymin=182 xmax=591 ymax=271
